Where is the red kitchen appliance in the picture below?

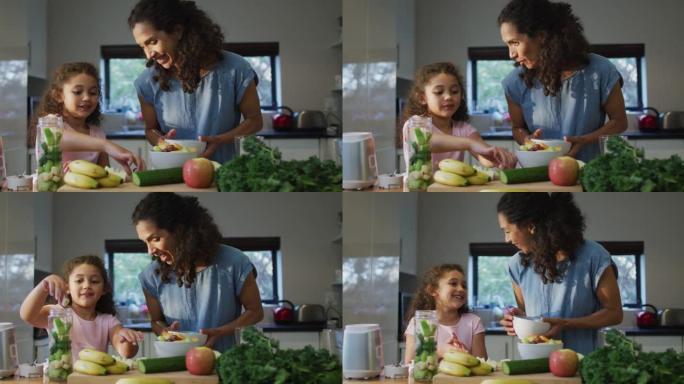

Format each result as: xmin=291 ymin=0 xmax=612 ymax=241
xmin=636 ymin=304 xmax=658 ymax=328
xmin=273 ymin=106 xmax=295 ymax=131
xmin=638 ymin=107 xmax=660 ymax=131
xmin=273 ymin=300 xmax=296 ymax=324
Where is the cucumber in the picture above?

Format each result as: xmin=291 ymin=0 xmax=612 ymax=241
xmin=501 ymin=358 xmax=549 ymax=375
xmin=500 ymin=166 xmax=549 ymax=184
xmin=132 ymin=168 xmax=183 ymax=186
xmin=137 ymin=355 xmax=186 ymax=374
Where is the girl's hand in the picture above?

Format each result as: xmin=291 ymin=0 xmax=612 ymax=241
xmin=199 ymin=327 xmax=224 ymax=348
xmin=198 ymin=135 xmax=222 ymax=159
xmin=41 ymin=275 xmax=69 ymax=304
xmin=541 ymin=317 xmax=567 ymax=338
xmin=118 ymin=328 xmax=144 ymax=345
xmin=500 ymin=307 xmax=525 ymax=336
xmin=492 ymin=147 xmax=518 ymax=169
xmin=102 ymin=141 xmax=146 ymax=174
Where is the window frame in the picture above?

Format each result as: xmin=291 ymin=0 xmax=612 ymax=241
xmin=100 ymin=42 xmax=280 ymax=110
xmin=468 ymin=44 xmax=645 ymax=112
xmin=104 ymin=236 xmax=281 ymax=305
xmin=469 ymin=241 xmax=644 ymax=308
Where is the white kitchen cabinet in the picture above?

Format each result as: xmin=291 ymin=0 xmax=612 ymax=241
xmin=632 ymin=139 xmax=684 ymax=159
xmin=485 ymin=335 xmax=513 ymax=361
xmin=264 ymin=332 xmax=319 ymax=350
xmin=109 ymin=139 xmax=149 ymax=166
xmin=632 ymin=335 xmax=683 ymax=353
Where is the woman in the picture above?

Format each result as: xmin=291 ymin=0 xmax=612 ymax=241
xmin=497 ymin=193 xmax=623 ymax=354
xmin=498 ymin=0 xmax=628 ymax=162
xmin=133 ymin=193 xmax=263 ymax=352
xmin=128 ymin=0 xmax=263 ymax=164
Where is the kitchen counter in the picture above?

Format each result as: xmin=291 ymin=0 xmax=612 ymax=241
xmin=345 ymin=372 xmax=581 ymax=383
xmin=57 ymin=182 xmax=217 ymax=192
xmin=428 ymin=180 xmax=582 ymax=192
xmin=106 ymin=128 xmax=339 ymax=140
xmin=480 ymin=129 xmax=684 ymax=141
xmin=622 ymin=327 xmax=684 ymax=336
xmin=122 ymin=321 xmax=327 ymax=333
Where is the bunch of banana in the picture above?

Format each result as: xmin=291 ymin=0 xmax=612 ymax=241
xmin=434 ymin=159 xmax=491 ymax=187
xmin=64 ymin=160 xmax=123 ymax=189
xmin=438 ymin=350 xmax=494 ymax=377
xmin=73 ymin=348 xmax=128 ymax=376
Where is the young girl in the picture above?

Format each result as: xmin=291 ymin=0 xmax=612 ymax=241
xmin=33 ymin=62 xmax=144 ymax=174
xmin=403 ymin=62 xmax=517 ymax=171
xmin=19 ymin=255 xmax=143 ymax=360
xmin=404 ymin=264 xmax=487 ymax=364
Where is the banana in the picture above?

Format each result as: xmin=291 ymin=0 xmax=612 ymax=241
xmin=470 ymin=361 xmax=494 ymax=375
xmin=466 ymin=171 xmax=490 ymax=185
xmin=439 ymin=159 xmax=475 ymax=176
xmin=434 ymin=170 xmax=467 ymax=187
xmin=115 ymin=379 xmax=174 ymax=384
xmin=438 ymin=360 xmax=471 ymax=377
xmin=68 ymin=159 xmax=107 ymax=178
xmin=73 ymin=359 xmax=107 ymax=375
xmin=105 ymin=360 xmax=129 ymax=374
xmin=79 ymin=348 xmax=114 ymax=366
xmin=97 ymin=173 xmax=123 ymax=188
xmin=64 ymin=172 xmax=98 ymax=189
xmin=443 ymin=350 xmax=480 ymax=367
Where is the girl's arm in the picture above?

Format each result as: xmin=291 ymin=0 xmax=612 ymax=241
xmin=404 ymin=334 xmax=416 ymax=365
xmin=542 ymin=266 xmax=623 ymax=337
xmin=199 ymin=272 xmax=264 ymax=348
xmin=20 ymin=275 xmax=67 ymax=329
xmin=471 ymin=333 xmax=487 ymax=359
xmin=61 ymin=130 xmax=144 ymax=174
xmin=506 ymin=96 xmax=541 ymax=144
xmin=110 ymin=324 xmax=143 ymax=358
xmin=466 ymin=132 xmax=518 ymax=169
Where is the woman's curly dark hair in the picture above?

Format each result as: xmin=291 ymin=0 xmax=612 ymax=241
xmin=63 ymin=255 xmax=115 ymax=316
xmin=402 ymin=62 xmax=469 ymax=125
xmin=128 ymin=0 xmax=224 ymax=93
xmin=498 ymin=0 xmax=590 ymax=96
xmin=132 ymin=193 xmax=222 ymax=288
xmin=31 ymin=62 xmax=103 ymax=139
xmin=497 ymin=192 xmax=586 ymax=284
xmin=406 ymin=264 xmax=469 ymax=325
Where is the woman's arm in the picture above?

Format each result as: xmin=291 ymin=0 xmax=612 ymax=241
xmin=96 ymin=151 xmax=110 ymax=168
xmin=142 ymin=289 xmax=179 ymax=336
xmin=506 ymin=96 xmax=541 ymax=144
xmin=471 ymin=333 xmax=487 ymax=360
xmin=543 ymin=266 xmax=623 ymax=336
xmin=404 ymin=334 xmax=416 ymax=364
xmin=138 ymin=96 xmax=168 ymax=146
xmin=199 ymin=272 xmax=264 ymax=347
xmin=109 ymin=324 xmax=143 ymax=358
xmin=500 ymin=283 xmax=527 ymax=336
xmin=564 ymin=83 xmax=628 ymax=157
xmin=20 ymin=275 xmax=67 ymax=329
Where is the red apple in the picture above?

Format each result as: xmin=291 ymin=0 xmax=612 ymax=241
xmin=186 ymin=346 xmax=215 ymax=375
xmin=183 ymin=158 xmax=215 ymax=188
xmin=548 ymin=156 xmax=579 ymax=186
xmin=549 ymin=348 xmax=578 ymax=377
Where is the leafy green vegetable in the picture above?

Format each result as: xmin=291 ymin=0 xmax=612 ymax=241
xmin=581 ymin=136 xmax=684 ymax=191
xmin=217 ymin=327 xmax=342 ymax=384
xmin=580 ymin=329 xmax=684 ymax=384
xmin=216 ymin=136 xmax=342 ymax=192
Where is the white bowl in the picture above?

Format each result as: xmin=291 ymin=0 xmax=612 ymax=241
xmin=148 ymin=140 xmax=205 ymax=170
xmin=513 ymin=316 xmax=551 ymax=340
xmin=517 ymin=341 xmax=563 ymax=359
xmin=515 ymin=148 xmax=563 ymax=168
xmin=152 ymin=332 xmax=208 ymax=357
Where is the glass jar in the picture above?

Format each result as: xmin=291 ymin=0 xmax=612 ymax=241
xmin=413 ymin=310 xmax=438 ymax=381
xmin=46 ymin=307 xmax=72 ymax=382
xmin=404 ymin=116 xmax=433 ymax=191
xmin=36 ymin=115 xmax=64 ymax=192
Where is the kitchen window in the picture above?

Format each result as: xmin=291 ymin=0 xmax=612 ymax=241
xmin=104 ymin=237 xmax=281 ymax=311
xmin=470 ymin=241 xmax=644 ymax=308
xmin=468 ymin=44 xmax=645 ymax=113
xmin=100 ymin=42 xmax=280 ymax=112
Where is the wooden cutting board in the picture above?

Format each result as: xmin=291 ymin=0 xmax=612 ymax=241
xmin=67 ymin=370 xmax=218 ymax=384
xmin=427 ymin=180 xmax=582 ymax=192
xmin=432 ymin=372 xmax=581 ymax=383
xmin=58 ymin=182 xmax=217 ymax=192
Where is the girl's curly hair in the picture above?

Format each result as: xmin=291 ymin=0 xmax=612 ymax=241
xmin=63 ymin=255 xmax=116 ymax=316
xmin=132 ymin=193 xmax=222 ymax=288
xmin=498 ymin=0 xmax=590 ymax=96
xmin=497 ymin=192 xmax=586 ymax=284
xmin=128 ymin=0 xmax=224 ymax=93
xmin=402 ymin=62 xmax=469 ymax=125
xmin=32 ymin=62 xmax=102 ymax=131
xmin=406 ymin=264 xmax=469 ymax=324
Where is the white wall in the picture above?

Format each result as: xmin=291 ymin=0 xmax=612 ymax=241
xmin=416 ymin=193 xmax=684 ymax=309
xmin=49 ymin=193 xmax=341 ymax=306
xmin=415 ymin=0 xmax=684 ymax=111
xmin=45 ymin=0 xmax=341 ymax=111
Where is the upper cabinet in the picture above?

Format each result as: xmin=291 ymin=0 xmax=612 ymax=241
xmin=396 ymin=0 xmax=415 ymax=80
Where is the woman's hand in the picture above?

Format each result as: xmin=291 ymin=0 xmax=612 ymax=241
xmin=118 ymin=328 xmax=144 ymax=345
xmin=102 ymin=141 xmax=146 ymax=174
xmin=500 ymin=307 xmax=525 ymax=336
xmin=199 ymin=327 xmax=224 ymax=348
xmin=198 ymin=135 xmax=224 ymax=159
xmin=563 ymin=135 xmax=590 ymax=158
xmin=541 ymin=317 xmax=568 ymax=338
xmin=157 ymin=320 xmax=180 ymax=334
xmin=41 ymin=275 xmax=69 ymax=304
